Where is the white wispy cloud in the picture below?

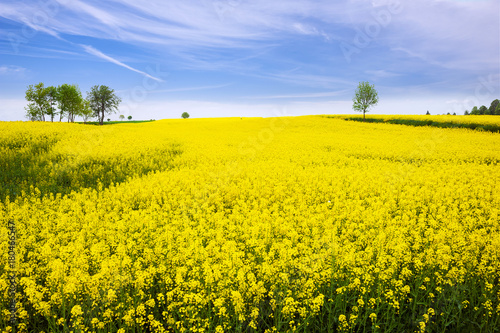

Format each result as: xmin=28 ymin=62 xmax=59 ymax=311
xmin=246 ymin=90 xmax=350 ymax=99
xmin=80 ymin=44 xmax=164 ymax=82
xmin=149 ymin=83 xmax=233 ymax=94
xmin=68 ymin=0 xmax=121 ymax=28
xmin=261 ymin=72 xmax=355 ymax=89
xmin=1 ymin=0 xmax=339 ymax=48
xmin=0 ymin=65 xmax=26 ymax=74
xmin=116 ymin=83 xmax=232 ymax=95
xmin=365 ymin=70 xmax=400 ymax=78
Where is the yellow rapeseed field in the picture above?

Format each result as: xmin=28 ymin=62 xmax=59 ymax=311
xmin=1 ymin=116 xmax=499 ymax=332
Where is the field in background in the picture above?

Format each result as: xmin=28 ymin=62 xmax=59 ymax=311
xmin=78 ymin=120 xmax=156 ymax=125
xmin=1 ymin=116 xmax=499 ymax=332
xmin=327 ymin=114 xmax=500 ymax=132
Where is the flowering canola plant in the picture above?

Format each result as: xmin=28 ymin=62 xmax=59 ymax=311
xmin=1 ymin=116 xmax=499 ymax=332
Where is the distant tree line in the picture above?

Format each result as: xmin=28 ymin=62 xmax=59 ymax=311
xmin=25 ymin=83 xmax=121 ymax=125
xmin=464 ymin=99 xmax=500 ymax=116
xmin=426 ymin=111 xmax=457 ymax=115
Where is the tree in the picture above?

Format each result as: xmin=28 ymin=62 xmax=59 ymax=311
xmin=496 ymin=103 xmax=500 ymax=116
xmin=80 ymin=99 xmax=93 ymax=124
xmin=489 ymin=99 xmax=499 ymax=115
xmin=57 ymin=84 xmax=83 ymax=123
xmin=87 ymin=85 xmax=121 ymax=125
xmin=426 ymin=110 xmax=430 ymax=115
xmin=46 ymin=86 xmax=58 ymax=122
xmin=352 ymin=81 xmax=378 ymax=120
xmin=470 ymin=106 xmax=479 ymax=115
xmin=464 ymin=110 xmax=469 ymax=115
xmin=119 ymin=115 xmax=125 ymax=121
xmin=128 ymin=115 xmax=132 ymax=120
xmin=478 ymin=105 xmax=488 ymax=115
xmin=25 ymin=82 xmax=50 ymax=121
xmin=182 ymin=112 xmax=190 ymax=119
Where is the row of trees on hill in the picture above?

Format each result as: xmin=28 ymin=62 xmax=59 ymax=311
xmin=25 ymin=83 xmax=121 ymax=125
xmin=465 ymin=99 xmax=500 ymax=115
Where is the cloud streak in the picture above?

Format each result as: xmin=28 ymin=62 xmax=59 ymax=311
xmin=246 ymin=90 xmax=350 ymax=99
xmin=80 ymin=44 xmax=164 ymax=82
xmin=0 ymin=65 xmax=26 ymax=74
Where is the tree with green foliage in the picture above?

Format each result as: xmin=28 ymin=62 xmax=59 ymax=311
xmin=182 ymin=112 xmax=190 ymax=119
xmin=25 ymin=82 xmax=50 ymax=121
xmin=128 ymin=115 xmax=132 ymax=120
xmin=464 ymin=110 xmax=469 ymax=115
xmin=119 ymin=115 xmax=125 ymax=121
xmin=466 ymin=100 xmax=500 ymax=116
xmin=46 ymin=86 xmax=58 ymax=122
xmin=57 ymin=84 xmax=83 ymax=123
xmin=478 ymin=105 xmax=488 ymax=115
xmin=426 ymin=110 xmax=430 ymax=115
xmin=352 ymin=81 xmax=378 ymax=120
xmin=489 ymin=99 xmax=499 ymax=115
xmin=87 ymin=85 xmax=121 ymax=125
xmin=80 ymin=99 xmax=93 ymax=124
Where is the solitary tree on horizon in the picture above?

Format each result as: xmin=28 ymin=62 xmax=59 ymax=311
xmin=352 ymin=81 xmax=379 ymax=121
xmin=182 ymin=112 xmax=190 ymax=119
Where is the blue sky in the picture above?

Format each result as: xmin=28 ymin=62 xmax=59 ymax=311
xmin=0 ymin=0 xmax=499 ymax=120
